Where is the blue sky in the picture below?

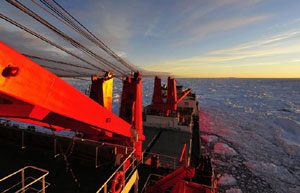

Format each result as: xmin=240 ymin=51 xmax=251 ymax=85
xmin=1 ymin=0 xmax=300 ymax=77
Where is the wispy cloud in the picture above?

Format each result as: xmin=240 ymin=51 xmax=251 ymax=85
xmin=290 ymin=59 xmax=300 ymax=62
xmin=177 ymin=14 xmax=272 ymax=45
xmin=176 ymin=0 xmax=263 ymax=29
xmin=147 ymin=28 xmax=300 ymax=77
xmin=144 ymin=16 xmax=160 ymax=37
xmin=80 ymin=1 xmax=134 ymax=50
xmin=211 ymin=29 xmax=300 ymax=54
xmin=171 ymin=0 xmax=268 ymax=45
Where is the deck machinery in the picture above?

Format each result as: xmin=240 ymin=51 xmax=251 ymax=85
xmin=143 ymin=77 xmax=196 ymax=133
xmin=0 ymin=42 xmax=216 ymax=193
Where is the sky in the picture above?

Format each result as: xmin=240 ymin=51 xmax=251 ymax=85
xmin=1 ymin=0 xmax=300 ymax=78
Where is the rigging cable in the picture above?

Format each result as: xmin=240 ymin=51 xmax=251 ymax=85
xmin=40 ymin=64 xmax=92 ymax=77
xmin=0 ymin=13 xmax=107 ymax=73
xmin=23 ymin=54 xmax=96 ymax=71
xmin=6 ymin=0 xmax=128 ymax=76
xmin=46 ymin=0 xmax=137 ymax=72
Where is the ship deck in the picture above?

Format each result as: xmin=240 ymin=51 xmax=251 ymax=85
xmin=0 ymin=121 xmax=194 ymax=192
xmin=142 ymin=126 xmax=191 ymax=161
xmin=0 ymin=125 xmax=125 ymax=193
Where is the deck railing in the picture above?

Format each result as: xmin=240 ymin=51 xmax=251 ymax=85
xmin=96 ymin=149 xmax=137 ymax=193
xmin=141 ymin=173 xmax=164 ymax=193
xmin=0 ymin=166 xmax=50 ymax=193
xmin=141 ymin=173 xmax=217 ymax=193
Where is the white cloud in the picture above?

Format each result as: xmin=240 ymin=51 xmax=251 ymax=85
xmin=177 ymin=0 xmax=263 ymax=28
xmin=115 ymin=51 xmax=127 ymax=58
xmin=144 ymin=16 xmax=160 ymax=37
xmin=170 ymin=0 xmax=267 ymax=46
xmin=147 ymin=27 xmax=300 ymax=76
xmin=187 ymin=14 xmax=272 ymax=43
xmin=211 ymin=29 xmax=300 ymax=55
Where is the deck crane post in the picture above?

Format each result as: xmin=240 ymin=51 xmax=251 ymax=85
xmin=151 ymin=76 xmax=192 ymax=116
xmin=89 ymin=72 xmax=114 ymax=137
xmin=119 ymin=72 xmax=144 ymax=161
xmin=89 ymin=72 xmax=113 ymax=112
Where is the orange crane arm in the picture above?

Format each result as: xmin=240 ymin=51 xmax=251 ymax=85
xmin=0 ymin=42 xmax=135 ymax=138
xmin=146 ymin=166 xmax=195 ymax=193
xmin=177 ymin=89 xmax=192 ymax=104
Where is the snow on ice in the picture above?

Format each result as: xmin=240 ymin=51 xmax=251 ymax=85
xmin=225 ymin=188 xmax=243 ymax=193
xmin=214 ymin=143 xmax=237 ymax=156
xmin=218 ymin=174 xmax=237 ymax=186
xmin=200 ymin=135 xmax=218 ymax=143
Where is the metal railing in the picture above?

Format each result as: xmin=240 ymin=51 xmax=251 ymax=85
xmin=141 ymin=173 xmax=164 ymax=193
xmin=96 ymin=147 xmax=184 ymax=193
xmin=96 ymin=149 xmax=136 ymax=193
xmin=0 ymin=166 xmax=50 ymax=193
xmin=143 ymin=152 xmax=184 ymax=170
xmin=3 ymin=124 xmax=134 ymax=169
xmin=141 ymin=173 xmax=217 ymax=193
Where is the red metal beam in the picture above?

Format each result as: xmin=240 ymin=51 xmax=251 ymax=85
xmin=89 ymin=72 xmax=113 ymax=111
xmin=177 ymin=89 xmax=192 ymax=104
xmin=152 ymin=76 xmax=163 ymax=104
xmin=166 ymin=77 xmax=177 ymax=110
xmin=146 ymin=166 xmax=195 ymax=193
xmin=120 ymin=72 xmax=144 ymax=161
xmin=151 ymin=77 xmax=192 ymax=115
xmin=0 ymin=42 xmax=134 ymax=138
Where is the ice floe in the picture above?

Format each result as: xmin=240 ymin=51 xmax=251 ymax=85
xmin=225 ymin=188 xmax=243 ymax=193
xmin=218 ymin=174 xmax=237 ymax=186
xmin=214 ymin=143 xmax=237 ymax=156
xmin=200 ymin=135 xmax=218 ymax=143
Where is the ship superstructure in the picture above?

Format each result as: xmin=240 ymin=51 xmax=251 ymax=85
xmin=143 ymin=77 xmax=197 ymax=133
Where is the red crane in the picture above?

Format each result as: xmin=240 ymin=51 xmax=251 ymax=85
xmin=152 ymin=76 xmax=192 ymax=116
xmin=0 ymin=42 xmax=144 ymax=160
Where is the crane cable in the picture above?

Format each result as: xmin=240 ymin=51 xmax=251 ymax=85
xmin=8 ymin=0 xmax=127 ymax=75
xmin=40 ymin=64 xmax=92 ymax=77
xmin=0 ymin=13 xmax=106 ymax=73
xmin=46 ymin=0 xmax=137 ymax=72
xmin=31 ymin=0 xmax=126 ymax=74
xmin=23 ymin=54 xmax=96 ymax=71
xmin=34 ymin=0 xmax=130 ymax=74
xmin=6 ymin=0 xmax=128 ymax=76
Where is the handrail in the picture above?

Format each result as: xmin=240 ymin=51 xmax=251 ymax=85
xmin=72 ymin=136 xmax=134 ymax=151
xmin=123 ymin=155 xmax=138 ymax=182
xmin=145 ymin=152 xmax=178 ymax=160
xmin=96 ymin=149 xmax=136 ymax=193
xmin=141 ymin=173 xmax=216 ymax=193
xmin=97 ymin=149 xmax=182 ymax=192
xmin=0 ymin=166 xmax=49 ymax=193
xmin=3 ymin=123 xmax=134 ymax=151
xmin=141 ymin=174 xmax=164 ymax=193
xmin=143 ymin=152 xmax=184 ymax=170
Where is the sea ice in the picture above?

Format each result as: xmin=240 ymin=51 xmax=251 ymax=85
xmin=218 ymin=174 xmax=237 ymax=186
xmin=214 ymin=143 xmax=237 ymax=156
xmin=273 ymin=117 xmax=300 ymax=145
xmin=200 ymin=135 xmax=218 ymax=143
xmin=225 ymin=188 xmax=243 ymax=193
xmin=244 ymin=160 xmax=297 ymax=184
